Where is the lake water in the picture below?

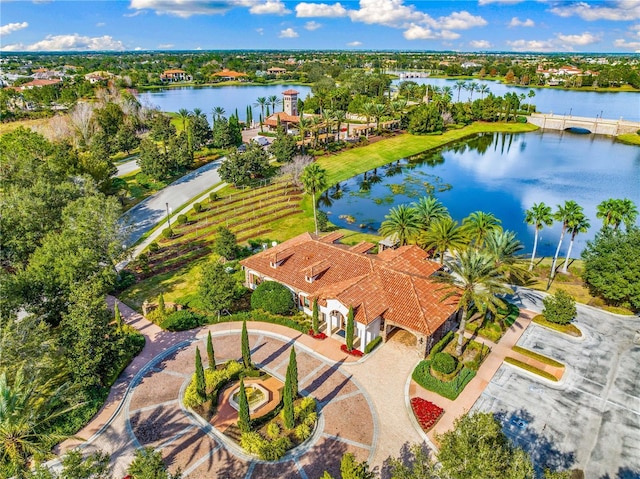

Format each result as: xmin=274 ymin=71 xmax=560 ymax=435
xmin=321 ymin=131 xmax=640 ymax=257
xmin=138 ymin=84 xmax=312 ymax=124
xmin=393 ymin=77 xmax=640 ymax=122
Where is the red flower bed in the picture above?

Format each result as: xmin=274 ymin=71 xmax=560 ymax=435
xmin=410 ymin=397 xmax=444 ymax=432
xmin=340 ymin=344 xmax=364 ymax=357
xmin=308 ymin=329 xmax=327 ymax=340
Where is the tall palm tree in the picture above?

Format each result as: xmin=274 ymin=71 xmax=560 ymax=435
xmin=412 ymin=196 xmax=449 ymax=232
xmin=462 ymin=211 xmax=502 ymax=250
xmin=561 ymin=212 xmax=590 ymax=274
xmin=211 ymin=106 xmax=226 ymax=124
xmin=550 ymin=200 xmax=582 ymax=280
xmin=310 ymin=115 xmax=322 ymax=148
xmin=420 ymin=217 xmax=468 ymax=264
xmin=437 ymin=249 xmax=512 ymax=356
xmin=254 ymin=97 xmax=268 ymax=132
xmin=454 ymin=80 xmax=467 ymax=103
xmin=379 ymin=204 xmax=420 ymax=247
xmin=301 ymin=163 xmax=327 ymax=235
xmin=362 ymin=102 xmax=377 ymax=138
xmin=485 ymin=229 xmax=528 ymax=284
xmin=596 ymin=198 xmax=619 ymax=229
xmin=177 ymin=108 xmax=191 ymax=133
xmin=372 ymin=103 xmax=387 ymax=134
xmin=620 ymin=198 xmax=639 ymax=231
xmin=524 ymin=202 xmax=554 ymax=271
xmin=479 ymin=84 xmax=490 ymax=100
xmin=321 ymin=110 xmax=333 ymax=145
xmin=298 ymin=116 xmax=311 ymax=153
xmin=333 ymin=109 xmax=346 ymax=141
xmin=466 ymin=81 xmax=479 ymax=101
xmin=267 ymin=95 xmax=280 ymax=113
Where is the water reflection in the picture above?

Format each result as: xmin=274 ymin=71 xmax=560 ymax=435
xmin=323 ymin=131 xmax=640 ymax=257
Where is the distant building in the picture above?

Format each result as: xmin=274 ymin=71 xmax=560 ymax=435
xmin=264 ymin=89 xmax=300 ymax=131
xmin=160 ymin=69 xmax=192 ymax=82
xmin=85 ymin=71 xmax=114 ymax=83
xmin=267 ymin=67 xmax=287 ymax=76
xmin=19 ymin=78 xmax=62 ymax=89
xmin=212 ymin=69 xmax=248 ymax=81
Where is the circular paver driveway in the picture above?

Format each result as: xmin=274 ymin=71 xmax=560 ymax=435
xmin=124 ymin=331 xmax=376 ymax=479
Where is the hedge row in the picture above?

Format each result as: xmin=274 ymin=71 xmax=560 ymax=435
xmin=412 ymin=360 xmax=476 ymax=400
xmin=511 ymin=346 xmax=565 ymax=368
xmin=364 ymin=336 xmax=383 ymax=354
xmin=504 ymin=357 xmax=559 ymax=382
xmin=429 ymin=331 xmax=454 ymax=358
xmin=211 ymin=310 xmax=311 ymax=334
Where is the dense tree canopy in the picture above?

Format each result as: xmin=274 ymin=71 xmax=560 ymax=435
xmin=219 ymin=142 xmax=270 ymax=186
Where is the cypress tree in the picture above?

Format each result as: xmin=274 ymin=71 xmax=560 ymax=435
xmin=207 ymin=331 xmax=215 ymax=371
xmin=346 ymin=306 xmax=355 ymax=352
xmin=237 ymin=378 xmax=251 ymax=432
xmin=287 ymin=347 xmax=298 ymax=398
xmin=241 ymin=320 xmax=252 ymax=369
xmin=195 ymin=346 xmax=206 ymax=401
xmin=312 ymin=299 xmax=319 ymax=335
xmin=114 ymin=301 xmax=123 ymax=330
xmin=158 ymin=293 xmax=166 ymax=317
xmin=282 ymin=367 xmax=295 ymax=429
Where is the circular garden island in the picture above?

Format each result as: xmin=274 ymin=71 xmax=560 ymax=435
xmin=182 ymin=322 xmax=318 ymax=461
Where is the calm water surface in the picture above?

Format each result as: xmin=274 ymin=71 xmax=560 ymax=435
xmin=322 ymin=131 xmax=640 ymax=257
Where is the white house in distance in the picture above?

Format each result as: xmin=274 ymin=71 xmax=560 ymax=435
xmin=240 ymin=231 xmax=460 ymax=356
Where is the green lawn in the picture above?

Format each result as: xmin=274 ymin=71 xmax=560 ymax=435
xmin=617 ymin=133 xmax=640 ymax=146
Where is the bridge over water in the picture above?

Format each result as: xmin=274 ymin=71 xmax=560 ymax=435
xmin=527 ymin=113 xmax=640 ymax=136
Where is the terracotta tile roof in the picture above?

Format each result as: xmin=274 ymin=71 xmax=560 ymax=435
xmin=349 ymin=242 xmax=376 ymax=254
xmin=163 ymin=69 xmax=186 ymax=74
xmin=22 ymin=79 xmax=61 ymax=88
xmin=264 ymin=112 xmax=300 ymax=126
xmin=213 ymin=69 xmax=247 ymax=78
xmin=282 ymin=89 xmax=299 ymax=95
xmin=319 ymin=231 xmax=344 ymax=244
xmin=241 ymin=232 xmax=459 ymax=337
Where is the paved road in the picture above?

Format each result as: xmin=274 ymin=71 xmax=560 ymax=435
xmin=121 ymin=159 xmax=224 ymax=246
xmin=474 ymin=286 xmax=640 ymax=478
xmin=116 ymin=158 xmax=140 ymax=177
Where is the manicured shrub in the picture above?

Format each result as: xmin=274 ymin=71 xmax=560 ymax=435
xmin=160 ymin=310 xmax=202 ymax=331
xmin=345 ymin=306 xmax=355 ymax=352
xmin=259 ymin=437 xmax=291 ymax=461
xmin=193 ymin=202 xmax=203 ymax=213
xmin=148 ymin=241 xmax=159 ymax=252
xmin=364 ymin=336 xmax=382 ymax=354
xmin=430 ymin=331 xmax=454 ymax=357
xmin=207 ymin=331 xmax=215 ymax=370
xmin=543 ymin=289 xmax=577 ymax=325
xmin=209 ymin=191 xmax=219 ymax=201
xmin=176 ymin=214 xmax=188 ymax=225
xmin=295 ymin=423 xmax=311 ymax=441
xmin=194 ymin=347 xmax=206 ymax=401
xmin=266 ymin=422 xmax=280 ymax=439
xmin=241 ymin=320 xmax=252 ymax=369
xmin=432 ymin=352 xmax=457 ymax=374
xmin=162 ymin=227 xmax=174 ymax=239
xmin=237 ymin=379 xmax=250 ymax=433
xmin=240 ymin=431 xmax=263 ymax=454
xmin=412 ymin=360 xmax=476 ymax=400
xmin=250 ymin=281 xmax=295 ymax=315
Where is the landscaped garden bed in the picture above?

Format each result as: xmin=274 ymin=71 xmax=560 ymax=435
xmin=410 ymin=397 xmax=444 ymax=432
xmin=504 ymin=357 xmax=559 ymax=382
xmin=464 ymin=302 xmax=520 ymax=343
xmin=532 ymin=314 xmax=582 ymax=337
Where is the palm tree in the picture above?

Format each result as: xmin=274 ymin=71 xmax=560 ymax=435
xmin=298 ymin=116 xmax=311 ymax=153
xmin=310 ymin=115 xmax=322 ymax=148
xmin=254 ymin=97 xmax=268 ymax=131
xmin=301 ymin=163 xmax=327 ymax=235
xmin=321 ymin=110 xmax=333 ymax=145
xmin=412 ymin=196 xmax=449 ymax=232
xmin=333 ymin=109 xmax=346 ymax=141
xmin=524 ymin=202 xmax=554 ymax=271
xmin=0 ymin=369 xmax=78 ymax=475
xmin=454 ymin=80 xmax=467 ymax=103
xmin=379 ymin=204 xmax=420 ymax=247
xmin=267 ymin=95 xmax=280 ymax=113
xmin=485 ymin=229 xmax=528 ymax=284
xmin=527 ymin=89 xmax=536 ymax=112
xmin=372 ymin=103 xmax=387 ymax=134
xmin=437 ymin=249 xmax=512 ymax=356
xmin=177 ymin=108 xmax=191 ymax=133
xmin=467 ymin=81 xmax=479 ymax=101
xmin=420 ymin=217 xmax=468 ymax=264
xmin=479 ymin=84 xmax=490 ymax=100
xmin=362 ymin=102 xmax=377 ymax=138
xmin=211 ymin=106 xmax=226 ymax=124
xmin=462 ymin=211 xmax=502 ymax=250
xmin=597 ymin=198 xmax=639 ymax=231
xmin=620 ymin=198 xmax=639 ymax=231
xmin=561 ymin=212 xmax=590 ymax=274
xmin=550 ymin=200 xmax=582 ymax=280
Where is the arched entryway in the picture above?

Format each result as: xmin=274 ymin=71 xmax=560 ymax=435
xmin=327 ymin=310 xmax=345 ymax=337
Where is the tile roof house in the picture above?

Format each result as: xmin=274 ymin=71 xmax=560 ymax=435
xmin=240 ymin=232 xmax=460 ymax=356
xmin=160 ymin=69 xmax=192 ymax=82
xmin=212 ymin=69 xmax=248 ymax=81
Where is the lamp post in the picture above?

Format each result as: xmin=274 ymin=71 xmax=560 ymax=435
xmin=166 ymin=202 xmax=171 ymax=228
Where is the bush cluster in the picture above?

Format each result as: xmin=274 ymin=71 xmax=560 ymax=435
xmin=193 ymin=202 xmax=203 ymax=213
xmin=412 ymin=360 xmax=476 ymax=401
xmin=183 ymin=360 xmax=243 ymax=409
xmin=431 ymin=352 xmax=457 ymax=375
xmin=160 ymin=310 xmax=205 ymax=331
xmin=429 ymin=331 xmax=454 ymax=357
xmin=250 ymin=281 xmax=295 ymax=315
xmin=176 ymin=214 xmax=188 ymax=225
xmin=364 ymin=336 xmax=382 ymax=354
xmin=240 ymin=432 xmax=292 ymax=461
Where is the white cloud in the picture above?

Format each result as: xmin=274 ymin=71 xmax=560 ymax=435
xmin=556 ymin=32 xmax=600 ymax=46
xmin=0 ymin=22 xmax=29 ymax=37
xmin=614 ymin=38 xmax=640 ymax=51
xmin=469 ymin=39 xmax=492 ymax=48
xmin=508 ymin=17 xmax=535 ymax=28
xmin=506 ymin=39 xmax=556 ymax=52
xmin=437 ymin=11 xmax=487 ymax=30
xmin=295 ymin=2 xmax=348 ymax=18
xmin=256 ymin=27 xmax=264 ymax=35
xmin=348 ymin=0 xmax=425 ymax=27
xmin=158 ymin=43 xmax=174 ymax=49
xmin=96 ymin=22 xmax=106 ymax=27
xmin=1 ymin=33 xmax=126 ymax=51
xmin=403 ymin=24 xmax=460 ymax=40
xmin=347 ymin=40 xmax=362 ymax=46
xmin=249 ymin=0 xmax=290 ymax=15
xmin=304 ymin=21 xmax=322 ymax=30
xmin=278 ymin=27 xmax=299 ymax=38
xmin=479 ymin=0 xmax=525 ymax=4
xmin=550 ymin=0 xmax=640 ymax=21
xmin=128 ymin=0 xmax=241 ymax=18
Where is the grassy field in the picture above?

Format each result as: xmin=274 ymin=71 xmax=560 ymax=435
xmin=617 ymin=133 xmax=640 ymax=146
xmin=0 ymin=116 xmax=52 ymax=135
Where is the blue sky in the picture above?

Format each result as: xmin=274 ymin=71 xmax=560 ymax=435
xmin=1 ymin=1 xmax=639 ymax=53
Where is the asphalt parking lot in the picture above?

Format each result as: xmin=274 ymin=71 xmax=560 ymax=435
xmin=473 ymin=288 xmax=640 ymax=478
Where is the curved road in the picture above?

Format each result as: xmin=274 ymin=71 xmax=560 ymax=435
xmin=116 ymin=158 xmax=140 ymax=178
xmin=121 ymin=159 xmax=224 ymax=246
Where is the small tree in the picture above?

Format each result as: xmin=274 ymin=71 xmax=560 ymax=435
xmin=114 ymin=301 xmax=123 ymax=330
xmin=213 ymin=226 xmax=238 ymax=260
xmin=312 ymin=298 xmax=319 ymax=335
xmin=241 ymin=320 xmax=252 ymax=369
xmin=158 ymin=293 xmax=166 ymax=317
xmin=340 ymin=453 xmax=375 ymax=479
xmin=206 ymin=331 xmax=215 ymax=371
xmin=542 ymin=289 xmax=577 ymax=325
xmin=237 ymin=378 xmax=251 ymax=433
xmin=346 ymin=306 xmax=355 ymax=352
xmin=194 ymin=346 xmax=206 ymax=401
xmin=282 ymin=363 xmax=295 ymax=429
xmin=128 ymin=447 xmax=181 ymax=479
xmin=250 ymin=281 xmax=295 ymax=315
xmin=287 ymin=347 xmax=298 ymax=398
xmin=198 ymin=261 xmax=237 ymax=315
